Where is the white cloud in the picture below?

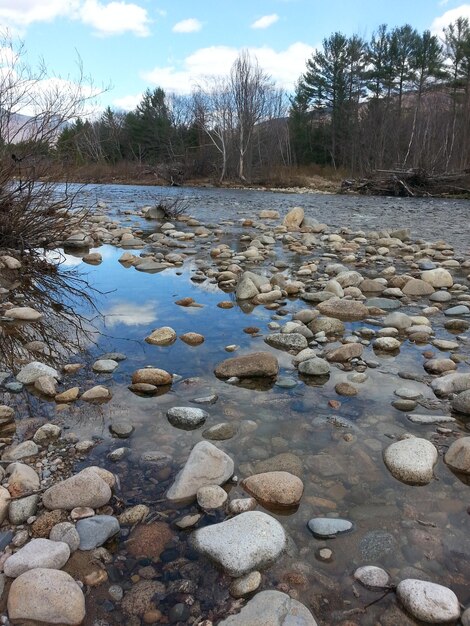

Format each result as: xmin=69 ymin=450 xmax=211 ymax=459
xmin=79 ymin=0 xmax=150 ymax=36
xmin=104 ymin=301 xmax=158 ymax=327
xmin=172 ymin=18 xmax=202 ymax=33
xmin=431 ymin=4 xmax=470 ymax=34
xmin=251 ymin=14 xmax=279 ymax=29
xmin=0 ymin=0 xmax=151 ymax=37
xmin=113 ymin=92 xmax=142 ymax=110
xmin=141 ymin=42 xmax=314 ymax=94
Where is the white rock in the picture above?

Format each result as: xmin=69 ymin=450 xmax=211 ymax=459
xmin=16 ymin=361 xmax=59 ymax=384
xmin=383 ymin=437 xmax=438 ymax=485
xmin=4 ymin=538 xmax=70 ymax=577
xmin=397 ymin=579 xmax=460 ymax=623
xmin=7 ymin=306 xmax=43 ymax=321
xmin=354 ymin=565 xmax=390 ymax=589
xmin=218 ymin=590 xmax=318 ymax=625
xmin=191 ymin=511 xmax=286 ymax=577
xmin=43 ymin=468 xmax=112 ymax=510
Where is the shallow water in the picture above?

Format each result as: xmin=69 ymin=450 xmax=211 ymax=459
xmin=3 ymin=184 xmax=470 ymax=625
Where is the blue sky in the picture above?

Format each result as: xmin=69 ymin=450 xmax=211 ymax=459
xmin=1 ymin=0 xmax=469 ymax=113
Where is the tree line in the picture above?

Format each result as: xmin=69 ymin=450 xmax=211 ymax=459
xmin=6 ymin=18 xmax=470 ymax=184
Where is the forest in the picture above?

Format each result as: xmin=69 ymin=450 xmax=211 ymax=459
xmin=7 ymin=17 xmax=470 ymax=188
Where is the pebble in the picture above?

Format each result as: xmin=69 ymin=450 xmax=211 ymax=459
xmin=307 ymin=517 xmax=353 ymax=538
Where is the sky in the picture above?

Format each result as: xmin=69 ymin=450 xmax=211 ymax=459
xmin=1 ymin=0 xmax=470 ymax=114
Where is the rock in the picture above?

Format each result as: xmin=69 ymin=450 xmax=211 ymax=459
xmin=121 ymin=580 xmax=165 ymax=617
xmin=402 ymin=279 xmax=435 ymax=296
xmin=396 ymin=579 xmax=460 ymax=624
xmin=326 ymin=343 xmax=363 ymax=362
xmin=167 ymin=406 xmax=208 ymax=430
xmin=228 ymin=497 xmax=258 ymax=515
xmin=92 ymin=359 xmax=119 ymax=373
xmin=215 ymin=352 xmax=278 ymax=379
xmin=126 ymin=522 xmax=173 ymax=559
xmin=131 ymin=368 xmax=172 ymax=386
xmin=197 ymin=485 xmax=228 ymax=510
xmin=167 ymin=441 xmax=234 ymax=501
xmin=421 ymin=268 xmax=453 ymax=288
xmin=309 ymin=316 xmax=345 ymax=335
xmin=118 ymin=504 xmax=149 ymax=525
xmin=264 ymin=333 xmax=308 ymax=353
xmin=230 ymin=571 xmax=262 ymax=598
xmin=424 ymin=358 xmax=457 ymax=375
xmin=8 ymin=494 xmax=39 ymax=524
xmin=236 ymin=274 xmax=259 ymax=300
xmin=4 ymin=538 xmax=70 ymax=577
xmin=283 ymin=206 xmax=304 ymax=230
xmin=203 ymin=422 xmax=236 ymax=441
xmin=218 ymin=590 xmax=317 ymax=625
xmin=16 ymin=361 xmax=59 ymax=384
xmin=407 ymin=414 xmax=455 ymax=425
xmin=33 ymin=423 xmax=61 ymax=444
xmin=145 ymin=326 xmax=177 ymax=346
xmin=6 ymin=462 xmax=40 ymax=497
xmin=384 ymin=312 xmax=413 ymax=330
xmin=431 ymin=372 xmax=470 ymax=397
xmin=32 ymin=510 xmax=68 ymax=537
xmin=55 ymin=387 xmax=80 ymax=403
xmin=252 ymin=453 xmax=303 ymax=478
xmin=191 ymin=511 xmax=287 ymax=577
xmin=383 ymin=437 xmax=438 ymax=485
xmin=452 ymin=390 xmax=470 ymax=415
xmin=43 ymin=468 xmax=112 ymax=510
xmin=292 ymin=347 xmax=317 ymax=366
xmin=34 ymin=375 xmax=57 ymax=396
xmin=298 ymin=357 xmax=330 ymax=377
xmin=76 ymin=515 xmax=120 ymax=550
xmin=81 ymin=385 xmax=111 ymax=401
xmin=2 ymin=440 xmax=39 ymax=462
xmin=110 ymin=421 xmax=134 ymax=438
xmin=242 ymin=471 xmax=304 ymax=508
xmin=0 ymin=486 xmax=11 ymax=523
xmin=374 ymin=337 xmax=401 ymax=351
xmin=0 ymin=405 xmax=14 ymax=426
xmin=49 ymin=522 xmax=81 ymax=551
xmin=445 ymin=437 xmax=470 ymax=474
xmin=317 ymin=299 xmax=369 ymax=321
xmin=354 ymin=565 xmax=390 ymax=590
xmin=445 ymin=305 xmax=470 ymax=316
xmin=7 ymin=306 xmax=43 ymax=321
xmin=7 ymin=568 xmax=85 ymax=625
xmin=335 ymin=382 xmax=358 ymax=396
xmin=307 ymin=517 xmax=353 ymax=538
xmin=180 ymin=332 xmax=204 ymax=345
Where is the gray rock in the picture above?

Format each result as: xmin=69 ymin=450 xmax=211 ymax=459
xmin=431 ymin=372 xmax=470 ymax=397
xmin=167 ymin=441 xmax=234 ymax=501
xmin=452 ymin=390 xmax=470 ymax=415
xmin=92 ymin=359 xmax=119 ymax=373
xmin=307 ymin=517 xmax=353 ymax=538
xmin=167 ymin=406 xmax=208 ymax=430
xmin=445 ymin=305 xmax=470 ymax=316
xmin=354 ymin=565 xmax=390 ymax=590
xmin=16 ymin=361 xmax=59 ymax=384
xmin=42 ymin=468 xmax=112 ymax=510
xmin=407 ymin=414 xmax=455 ymax=425
xmin=218 ymin=590 xmax=318 ymax=625
xmin=110 ymin=421 xmax=134 ymax=438
xmin=49 ymin=522 xmax=80 ymax=552
xmin=384 ymin=312 xmax=413 ymax=330
xmin=359 ymin=530 xmax=397 ymax=561
xmin=191 ymin=511 xmax=287 ymax=577
xmin=264 ymin=333 xmax=308 ymax=353
xmin=396 ymin=579 xmax=460 ymax=623
xmin=4 ymin=538 xmax=70 ymax=577
xmin=9 ymin=494 xmax=39 ymax=524
xmin=366 ymin=297 xmax=401 ymax=311
xmin=203 ymin=423 xmax=237 ymax=441
xmin=76 ymin=515 xmax=120 ymax=550
xmin=445 ymin=437 xmax=470 ymax=474
xmin=2 ymin=440 xmax=39 ymax=462
xmin=298 ymin=358 xmax=330 ymax=376
xmin=7 ymin=568 xmax=85 ymax=625
xmin=383 ymin=437 xmax=438 ymax=485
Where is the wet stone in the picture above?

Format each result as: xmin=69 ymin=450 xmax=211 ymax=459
xmin=359 ymin=530 xmax=397 ymax=561
xmin=218 ymin=590 xmax=318 ymax=626
xmin=307 ymin=517 xmax=353 ymax=538
xmin=397 ymin=579 xmax=460 ymax=623
xmin=166 ymin=406 xmax=208 ymax=430
xmin=203 ymin=422 xmax=237 ymax=441
xmin=354 ymin=565 xmax=390 ymax=590
xmin=110 ymin=421 xmax=134 ymax=438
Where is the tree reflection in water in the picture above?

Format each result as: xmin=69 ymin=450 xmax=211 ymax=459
xmin=0 ymin=254 xmax=102 ymax=373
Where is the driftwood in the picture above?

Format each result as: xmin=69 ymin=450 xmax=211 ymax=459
xmin=341 ymin=169 xmax=470 ymax=197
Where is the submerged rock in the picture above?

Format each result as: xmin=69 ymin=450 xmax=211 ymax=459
xmin=218 ymin=590 xmax=318 ymax=625
xmin=445 ymin=437 xmax=470 ymax=474
xmin=167 ymin=406 xmax=208 ymax=430
xmin=307 ymin=517 xmax=353 ymax=538
xmin=191 ymin=511 xmax=287 ymax=577
xmin=383 ymin=437 xmax=438 ymax=485
xmin=397 ymin=579 xmax=460 ymax=623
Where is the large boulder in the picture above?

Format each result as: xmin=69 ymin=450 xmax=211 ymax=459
xmin=282 ymin=207 xmax=304 ymax=230
xmin=8 ymin=568 xmax=85 ymax=625
xmin=191 ymin=511 xmax=287 ymax=577
xmin=166 ymin=441 xmax=234 ymax=501
xmin=218 ymin=590 xmax=318 ymax=625
xmin=215 ymin=352 xmax=278 ymax=379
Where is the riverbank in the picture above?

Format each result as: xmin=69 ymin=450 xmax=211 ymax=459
xmin=0 ymin=187 xmax=470 ymax=624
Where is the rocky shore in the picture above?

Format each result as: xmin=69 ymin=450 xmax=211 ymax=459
xmin=0 ymin=198 xmax=469 ymax=625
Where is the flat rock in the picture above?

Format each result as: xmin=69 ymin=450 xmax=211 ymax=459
xmin=145 ymin=326 xmax=177 ymax=346
xmin=92 ymin=359 xmax=118 ymax=373
xmin=264 ymin=333 xmax=308 ymax=353
xmin=191 ymin=511 xmax=287 ymax=577
xmin=131 ymin=367 xmax=172 ymax=386
xmin=218 ymin=590 xmax=317 ymax=625
xmin=167 ymin=441 xmax=234 ymax=501
xmin=76 ymin=514 xmax=120 ymax=550
xmin=7 ymin=306 xmax=43 ymax=321
xmin=452 ymin=389 xmax=470 ymax=415
xmin=16 ymin=361 xmax=59 ymax=384
xmin=383 ymin=437 xmax=438 ymax=485
xmin=445 ymin=437 xmax=470 ymax=474
xmin=7 ymin=568 xmax=85 ymax=625
xmin=317 ymin=299 xmax=369 ymax=321
xmin=242 ymin=471 xmax=304 ymax=508
xmin=397 ymin=579 xmax=460 ymax=623
xmin=307 ymin=517 xmax=353 ymax=538
xmin=4 ymin=538 xmax=70 ymax=577
xmin=326 ymin=343 xmax=363 ymax=362
xmin=215 ymin=352 xmax=278 ymax=379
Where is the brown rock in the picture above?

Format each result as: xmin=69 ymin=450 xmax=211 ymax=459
xmin=326 ymin=343 xmax=363 ymax=362
xmin=32 ymin=510 xmax=68 ymax=538
xmin=335 ymin=382 xmax=358 ymax=396
xmin=317 ymin=299 xmax=369 ymax=321
xmin=179 ymin=332 xmax=205 ymax=345
xmin=145 ymin=326 xmax=176 ymax=346
xmin=126 ymin=522 xmax=174 ymax=559
xmin=122 ymin=580 xmax=166 ymax=617
xmin=242 ymin=471 xmax=304 ymax=508
xmin=282 ymin=206 xmax=304 ymax=231
xmin=55 ymin=387 xmax=80 ymax=403
xmin=131 ymin=368 xmax=172 ymax=386
xmin=252 ymin=453 xmax=303 ymax=478
xmin=402 ymin=278 xmax=435 ymax=296
xmin=214 ymin=352 xmax=278 ymax=379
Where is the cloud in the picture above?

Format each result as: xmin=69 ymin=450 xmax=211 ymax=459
xmin=251 ymin=14 xmax=279 ymax=29
xmin=431 ymin=4 xmax=470 ymax=34
xmin=79 ymin=0 xmax=150 ymax=36
xmin=104 ymin=301 xmax=158 ymax=327
xmin=113 ymin=92 xmax=143 ymax=110
xmin=172 ymin=18 xmax=202 ymax=33
xmin=141 ymin=42 xmax=314 ymax=94
xmin=0 ymin=0 xmax=151 ymax=37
